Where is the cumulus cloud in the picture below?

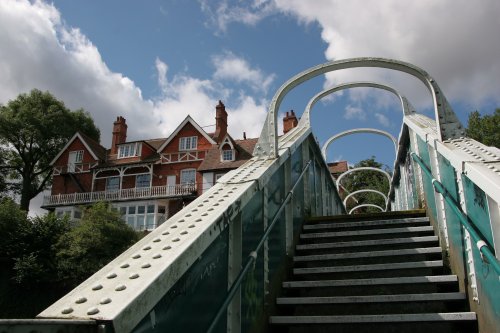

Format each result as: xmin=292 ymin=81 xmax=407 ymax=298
xmin=200 ymin=0 xmax=277 ymax=33
xmin=374 ymin=113 xmax=391 ymax=127
xmin=343 ymin=105 xmax=366 ymax=121
xmin=0 ymin=0 xmax=269 ymax=149
xmin=212 ymin=52 xmax=275 ymax=93
xmin=273 ymin=0 xmax=500 ymax=111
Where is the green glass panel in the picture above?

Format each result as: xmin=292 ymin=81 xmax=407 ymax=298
xmin=462 ymin=175 xmax=494 ymax=248
xmin=241 ymin=191 xmax=265 ymax=333
xmin=132 ymin=227 xmax=229 ymax=333
xmin=416 ymin=136 xmax=437 ymax=220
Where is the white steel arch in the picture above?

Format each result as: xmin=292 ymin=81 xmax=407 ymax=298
xmin=254 ymin=57 xmax=464 ymax=158
xmin=300 ymin=81 xmax=416 ymax=128
xmin=336 ymin=166 xmax=391 ymax=190
xmin=349 ymin=204 xmax=384 ymax=214
xmin=343 ymin=189 xmax=388 ymax=208
xmin=322 ymin=128 xmax=397 ymax=160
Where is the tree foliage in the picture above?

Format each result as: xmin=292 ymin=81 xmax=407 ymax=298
xmin=56 ymin=202 xmax=139 ymax=284
xmin=0 ymin=89 xmax=100 ymax=211
xmin=466 ymin=109 xmax=500 ymax=148
xmin=341 ymin=157 xmax=391 ymax=214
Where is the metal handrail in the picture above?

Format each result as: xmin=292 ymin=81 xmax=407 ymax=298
xmin=206 ymin=160 xmax=312 ymax=333
xmin=411 ymin=152 xmax=500 ymax=276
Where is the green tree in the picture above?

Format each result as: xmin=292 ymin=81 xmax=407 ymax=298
xmin=0 ymin=89 xmax=100 ymax=211
xmin=57 ymin=202 xmax=139 ymax=284
xmin=341 ymin=157 xmax=391 ymax=214
xmin=0 ymin=198 xmax=29 ymax=260
xmin=466 ymin=109 xmax=500 ymax=148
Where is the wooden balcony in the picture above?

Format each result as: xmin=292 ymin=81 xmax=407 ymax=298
xmin=53 ymin=162 xmax=98 ymax=175
xmin=42 ymin=184 xmax=197 ymax=207
xmin=160 ymin=150 xmax=207 ymax=164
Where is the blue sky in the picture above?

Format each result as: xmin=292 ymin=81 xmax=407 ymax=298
xmin=0 ymin=0 xmax=499 ymax=214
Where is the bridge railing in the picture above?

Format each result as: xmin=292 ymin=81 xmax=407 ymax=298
xmin=389 ymin=112 xmax=500 ymax=332
xmin=32 ymin=123 xmax=343 ymax=333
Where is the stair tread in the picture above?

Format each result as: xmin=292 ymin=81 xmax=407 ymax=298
xmin=294 ymin=260 xmax=443 ymax=275
xmin=283 ymin=275 xmax=458 ymax=288
xmin=296 ymin=236 xmax=438 ymax=250
xmin=269 ymin=312 xmax=477 ymax=324
xmin=294 ymin=247 xmax=442 ymax=262
xmin=277 ymin=292 xmax=465 ymax=304
xmin=301 ymin=226 xmax=434 ymax=239
xmin=304 ymin=217 xmax=430 ymax=230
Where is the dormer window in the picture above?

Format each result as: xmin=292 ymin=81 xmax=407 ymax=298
xmin=118 ymin=142 xmax=142 ymax=158
xmin=179 ymin=136 xmax=197 ymax=151
xmin=220 ymin=137 xmax=235 ymax=162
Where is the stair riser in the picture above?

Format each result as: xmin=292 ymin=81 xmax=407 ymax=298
xmin=296 ymin=240 xmax=440 ymax=255
xmin=285 ymin=300 xmax=469 ymax=316
xmin=294 ymin=253 xmax=443 ymax=268
xmin=283 ymin=283 xmax=459 ymax=297
xmin=294 ymin=267 xmax=444 ymax=280
xmin=303 ymin=219 xmax=430 ymax=232
xmin=285 ymin=321 xmax=478 ymax=333
xmin=300 ymin=231 xmax=435 ymax=244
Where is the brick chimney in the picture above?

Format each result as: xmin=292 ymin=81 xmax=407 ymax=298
xmin=283 ymin=110 xmax=298 ymax=134
xmin=111 ymin=116 xmax=127 ymax=154
xmin=214 ymin=100 xmax=228 ymax=143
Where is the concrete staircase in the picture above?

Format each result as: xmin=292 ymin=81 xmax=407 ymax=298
xmin=269 ymin=211 xmax=477 ymax=333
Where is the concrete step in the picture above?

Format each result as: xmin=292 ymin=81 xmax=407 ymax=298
xmin=293 ymin=260 xmax=444 ymax=280
xmin=296 ymin=236 xmax=439 ymax=255
xmin=303 ymin=217 xmax=430 ymax=232
xmin=300 ymin=226 xmax=435 ymax=243
xmin=270 ymin=313 xmax=477 ymax=333
xmin=277 ymin=292 xmax=468 ymax=316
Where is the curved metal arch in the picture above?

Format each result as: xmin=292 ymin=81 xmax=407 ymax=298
xmin=300 ymin=81 xmax=416 ymax=128
xmin=253 ymin=57 xmax=464 ymax=158
xmin=336 ymin=167 xmax=391 ymax=190
xmin=322 ymin=128 xmax=397 ymax=161
xmin=343 ymin=189 xmax=388 ymax=207
xmin=349 ymin=204 xmax=384 ymax=215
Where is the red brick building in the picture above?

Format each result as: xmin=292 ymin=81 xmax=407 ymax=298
xmin=42 ymin=101 xmax=264 ymax=230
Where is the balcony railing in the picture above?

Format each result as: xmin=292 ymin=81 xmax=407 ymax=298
xmin=43 ymin=184 xmax=197 ymax=207
xmin=53 ymin=162 xmax=98 ymax=175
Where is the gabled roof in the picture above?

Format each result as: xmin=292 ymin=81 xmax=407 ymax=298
xmin=156 ymin=115 xmax=216 ymax=153
xmin=50 ymin=132 xmax=106 ymax=165
xmin=198 ymin=137 xmax=258 ymax=172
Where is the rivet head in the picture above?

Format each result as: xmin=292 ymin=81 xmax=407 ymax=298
xmin=100 ymin=298 xmax=112 ymax=305
xmin=153 ymin=238 xmax=161 ymax=242
xmin=188 ymin=224 xmax=195 ymax=228
xmin=132 ymin=254 xmax=141 ymax=259
xmin=170 ymin=225 xmax=178 ymax=229
xmin=162 ymin=231 xmax=170 ymax=236
xmin=120 ymin=263 xmax=130 ymax=269
xmin=129 ymin=273 xmax=140 ymax=279
xmin=115 ymin=284 xmax=126 ymax=291
xmin=153 ymin=254 xmax=162 ymax=259
xmin=163 ymin=246 xmax=172 ymax=250
xmin=195 ymin=218 xmax=202 ymax=222
xmin=87 ymin=307 xmax=99 ymax=315
xmin=172 ymin=238 xmax=180 ymax=242
xmin=61 ymin=307 xmax=73 ymax=314
xmin=75 ymin=297 xmax=87 ymax=304
xmin=106 ymin=273 xmax=117 ymax=279
xmin=180 ymin=231 xmax=188 ymax=235
xmin=143 ymin=246 xmax=151 ymax=251
xmin=92 ymin=284 xmax=103 ymax=291
xmin=141 ymin=263 xmax=151 ymax=269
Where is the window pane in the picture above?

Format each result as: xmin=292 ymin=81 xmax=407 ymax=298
xmin=147 ymin=204 xmax=155 ymax=213
xmin=128 ymin=206 xmax=136 ymax=214
xmin=137 ymin=205 xmax=145 ymax=214
xmin=106 ymin=177 xmax=120 ymax=191
xmin=158 ymin=205 xmax=166 ymax=214
xmin=127 ymin=216 xmax=135 ymax=228
xmin=137 ymin=215 xmax=145 ymax=230
xmin=222 ymin=149 xmax=233 ymax=161
xmin=120 ymin=207 xmax=127 ymax=216
xmin=136 ymin=174 xmax=151 ymax=188
xmin=146 ymin=214 xmax=155 ymax=229
xmin=180 ymin=169 xmax=196 ymax=184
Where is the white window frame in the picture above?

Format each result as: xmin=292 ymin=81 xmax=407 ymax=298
xmin=118 ymin=142 xmax=142 ymax=159
xmin=180 ymin=168 xmax=196 ymax=185
xmin=179 ymin=136 xmax=197 ymax=151
xmin=221 ymin=149 xmax=234 ymax=162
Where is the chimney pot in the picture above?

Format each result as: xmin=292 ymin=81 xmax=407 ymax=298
xmin=214 ymin=100 xmax=228 ymax=143
xmin=283 ymin=110 xmax=298 ymax=134
xmin=111 ymin=116 xmax=127 ymax=155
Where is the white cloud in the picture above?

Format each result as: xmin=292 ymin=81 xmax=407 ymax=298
xmin=200 ymin=0 xmax=277 ymax=33
xmin=275 ymin=0 xmax=500 ymax=111
xmin=212 ymin=52 xmax=275 ymax=93
xmin=343 ymin=105 xmax=366 ymax=120
xmin=374 ymin=113 xmax=391 ymax=127
xmin=155 ymin=57 xmax=168 ymax=92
